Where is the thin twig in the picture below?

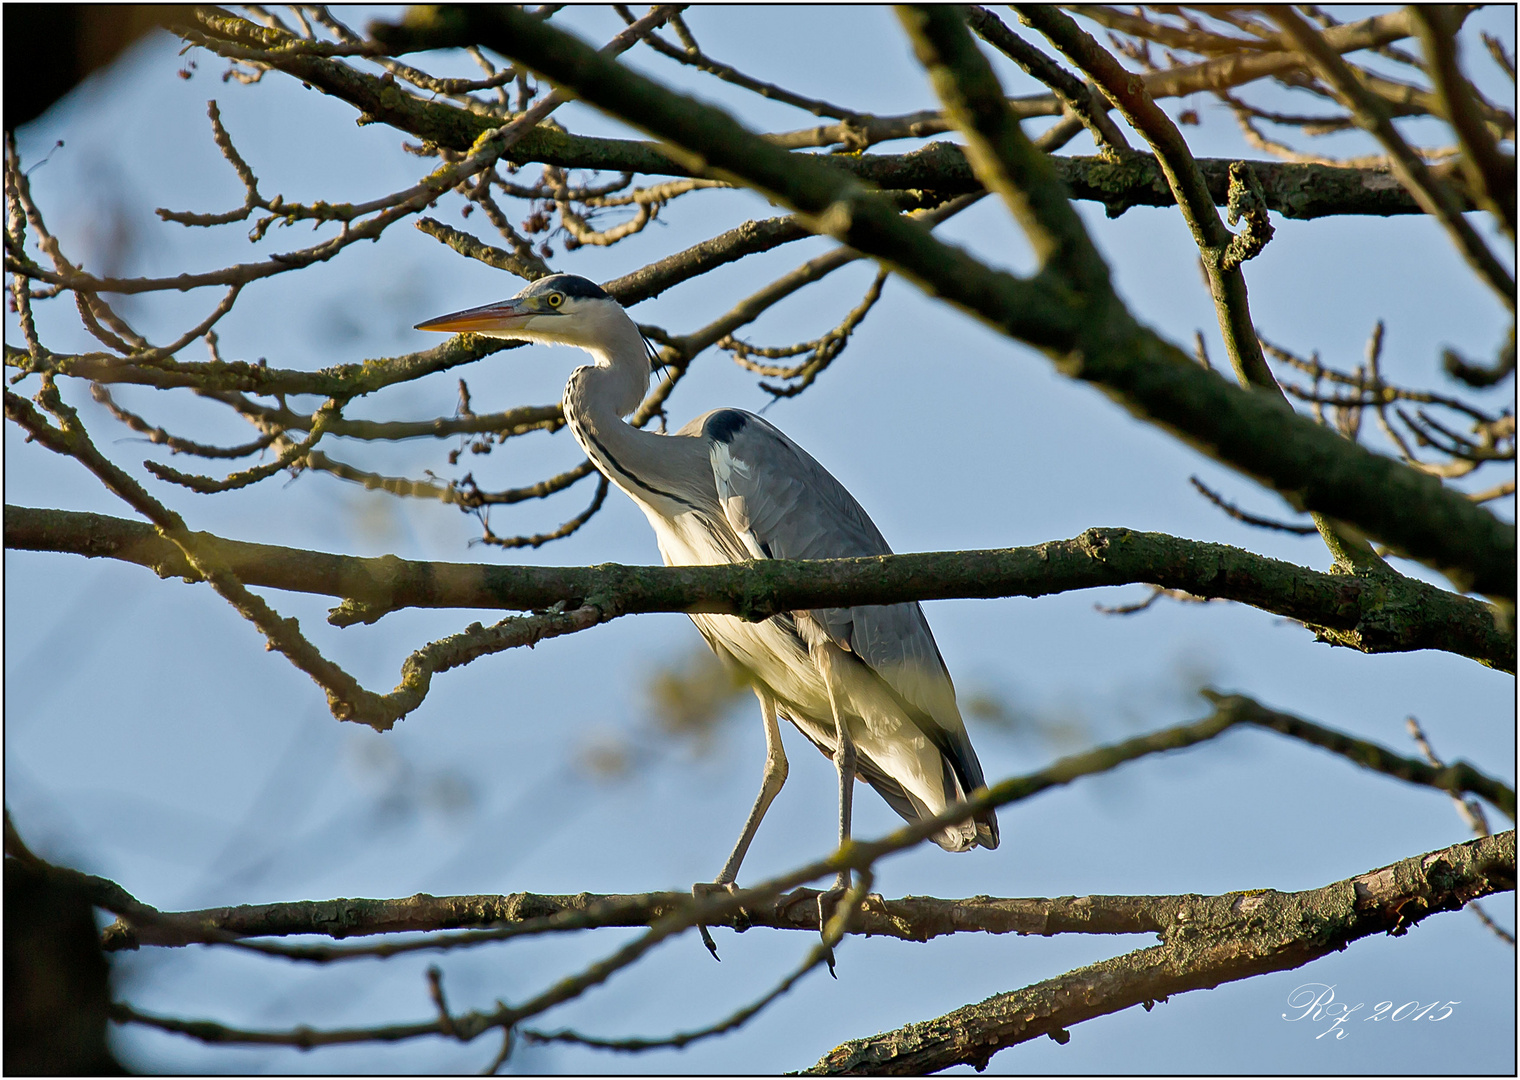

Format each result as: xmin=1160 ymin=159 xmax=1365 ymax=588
xmin=1268 ymin=9 xmax=1515 ymax=310
xmin=477 ymin=475 xmax=609 ymax=548
xmin=1407 ymin=716 xmax=1493 ymax=837
xmin=90 ymin=383 xmax=281 ymax=459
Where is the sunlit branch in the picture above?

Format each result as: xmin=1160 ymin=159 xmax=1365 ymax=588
xmin=415 ymin=215 xmax=552 ymax=282
xmin=806 ymin=829 xmax=1515 ymax=1074
xmin=213 ymin=391 xmax=564 ymax=442
xmin=9 ymin=507 xmax=1511 ymax=672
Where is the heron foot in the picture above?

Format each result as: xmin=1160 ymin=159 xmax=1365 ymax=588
xmin=816 ymin=875 xmax=851 ymax=979
xmin=692 ymin=880 xmax=741 ymax=962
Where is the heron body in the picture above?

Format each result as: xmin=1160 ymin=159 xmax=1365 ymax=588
xmin=418 ymin=274 xmax=998 ymax=895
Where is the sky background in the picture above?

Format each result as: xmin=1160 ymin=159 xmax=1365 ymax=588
xmin=5 ymin=5 xmax=1515 ymax=1074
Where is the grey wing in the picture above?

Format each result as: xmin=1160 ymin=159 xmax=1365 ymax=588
xmin=695 ymin=409 xmax=994 ymax=816
xmin=697 ymin=408 xmax=890 ymax=566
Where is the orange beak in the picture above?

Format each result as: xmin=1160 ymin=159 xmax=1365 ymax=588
xmin=414 ymin=298 xmax=532 ymax=334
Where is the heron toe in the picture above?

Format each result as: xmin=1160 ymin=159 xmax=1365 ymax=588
xmin=692 ymin=880 xmax=744 ymax=961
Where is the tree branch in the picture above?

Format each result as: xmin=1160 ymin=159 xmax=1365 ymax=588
xmin=965 ymin=6 xmax=1133 ymax=155
xmin=1012 ymin=5 xmax=1388 ymax=576
xmin=1204 ymin=692 xmax=1514 ymax=820
xmin=173 ymin=9 xmax=1453 ymax=220
xmin=1014 ymin=4 xmax=1275 ymax=386
xmin=69 ymin=688 xmax=1516 ymax=1065
xmin=902 ymin=6 xmax=1111 ymax=296
xmin=7 ymin=507 xmax=1511 ymax=671
xmin=94 ymin=694 xmax=1514 ymax=954
xmin=805 ymin=830 xmax=1515 ymax=1074
xmin=5 ymin=206 xmax=830 ymax=395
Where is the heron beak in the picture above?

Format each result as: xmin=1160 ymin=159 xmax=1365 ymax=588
xmin=414 ymin=298 xmax=533 ymax=334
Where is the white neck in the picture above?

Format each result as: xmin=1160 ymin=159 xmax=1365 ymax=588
xmin=559 ymin=317 xmax=713 ymax=518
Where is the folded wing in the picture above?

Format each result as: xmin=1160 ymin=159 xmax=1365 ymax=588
xmin=694 ymin=408 xmax=998 ymax=850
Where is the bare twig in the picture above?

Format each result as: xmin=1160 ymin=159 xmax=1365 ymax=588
xmin=966 ymin=6 xmax=1133 ymax=154
xmin=1406 ymin=716 xmax=1515 ymax=949
xmin=1443 ymin=326 xmax=1517 ymax=389
xmin=90 ymin=383 xmax=281 ymax=459
xmin=1410 ymin=7 xmax=1517 ymax=239
xmin=723 ymin=269 xmax=890 ymax=398
xmin=477 ymin=475 xmax=609 ymax=548
xmin=416 ymin=216 xmax=551 ymax=281
xmin=1094 ymin=585 xmax=1213 ymax=615
xmin=1406 ymin=716 xmax=1493 ymax=837
xmin=615 ymin=4 xmax=866 ymax=126
xmin=1268 ymin=9 xmax=1514 ymax=310
xmin=145 ymin=399 xmax=339 ymax=493
xmin=522 ymin=871 xmax=872 ymax=1055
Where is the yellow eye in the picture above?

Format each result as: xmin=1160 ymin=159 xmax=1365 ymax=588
xmin=547 ymin=293 xmax=563 ymax=308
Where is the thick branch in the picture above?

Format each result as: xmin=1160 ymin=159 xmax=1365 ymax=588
xmin=7 ymin=507 xmax=1511 ymax=671
xmin=807 ymin=830 xmax=1515 ymax=1074
xmin=104 ymin=822 xmax=1516 ymax=954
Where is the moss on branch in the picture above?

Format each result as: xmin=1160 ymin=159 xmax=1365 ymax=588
xmin=792 ymin=685 xmax=1518 ymax=1076
xmin=807 ymin=830 xmax=1514 ymax=1074
xmin=7 ymin=506 xmax=1511 ymax=672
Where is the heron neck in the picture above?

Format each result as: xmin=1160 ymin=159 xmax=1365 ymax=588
xmin=574 ymin=329 xmax=647 ymax=422
xmin=577 ymin=323 xmax=651 ymax=419
xmin=562 ymin=331 xmax=673 ymax=499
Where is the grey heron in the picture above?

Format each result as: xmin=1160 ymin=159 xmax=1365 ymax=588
xmin=418 ymin=274 xmax=998 ymax=932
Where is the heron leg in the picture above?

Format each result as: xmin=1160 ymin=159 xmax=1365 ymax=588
xmin=712 ymin=687 xmax=789 ymax=886
xmin=694 ymin=687 xmax=788 ymax=961
xmin=818 ymin=646 xmax=856 ymax=894
xmin=816 ymin=645 xmax=856 ymax=970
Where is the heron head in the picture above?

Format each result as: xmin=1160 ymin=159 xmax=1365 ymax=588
xmin=415 ymin=273 xmax=624 ymax=349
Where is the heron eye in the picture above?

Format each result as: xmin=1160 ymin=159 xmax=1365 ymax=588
xmin=547 ymin=293 xmax=563 ymax=308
